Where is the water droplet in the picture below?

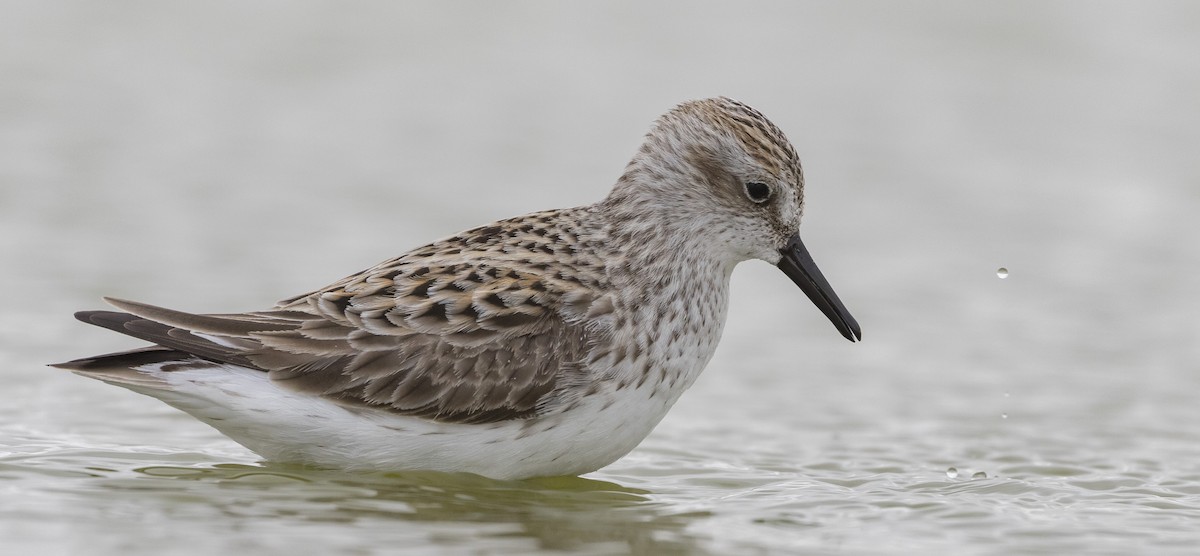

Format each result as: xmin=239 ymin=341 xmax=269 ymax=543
xmin=996 ymin=267 xmax=1009 ymax=279
xmin=946 ymin=467 xmax=958 ymax=479
xmin=1003 ymin=391 xmax=1010 ymax=398
xmin=972 ymin=471 xmax=988 ymax=479
xmin=1001 ymin=413 xmax=1008 ymax=419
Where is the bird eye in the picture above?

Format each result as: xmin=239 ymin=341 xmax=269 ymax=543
xmin=745 ymin=182 xmax=771 ymax=203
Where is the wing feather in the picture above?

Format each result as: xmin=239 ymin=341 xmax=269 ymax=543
xmin=73 ymin=260 xmax=605 ymax=424
xmin=68 ymin=209 xmax=615 ymax=424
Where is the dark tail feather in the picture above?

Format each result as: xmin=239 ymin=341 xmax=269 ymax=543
xmin=50 ymin=345 xmax=189 ymax=371
xmin=49 ymin=345 xmax=201 ymax=389
xmin=63 ymin=310 xmax=258 ymax=369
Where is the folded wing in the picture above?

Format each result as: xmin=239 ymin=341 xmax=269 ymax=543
xmin=69 ymin=256 xmax=604 ymax=424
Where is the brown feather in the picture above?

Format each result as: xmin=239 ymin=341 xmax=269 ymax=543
xmin=69 ymin=239 xmax=608 ymax=424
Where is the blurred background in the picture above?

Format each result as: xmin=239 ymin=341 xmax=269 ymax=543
xmin=2 ymin=1 xmax=1199 ymax=554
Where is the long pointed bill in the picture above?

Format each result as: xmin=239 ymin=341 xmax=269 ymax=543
xmin=777 ymin=234 xmax=862 ymax=342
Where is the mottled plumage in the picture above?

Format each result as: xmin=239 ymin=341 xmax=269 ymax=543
xmin=53 ymin=97 xmax=861 ymax=480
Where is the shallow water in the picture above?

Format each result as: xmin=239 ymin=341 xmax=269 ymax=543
xmin=3 ymin=2 xmax=1200 ymax=554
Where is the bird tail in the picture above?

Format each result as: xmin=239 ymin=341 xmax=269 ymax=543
xmin=50 ymin=346 xmax=192 ymax=389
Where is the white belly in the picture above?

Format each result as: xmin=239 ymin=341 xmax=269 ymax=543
xmin=124 ymin=361 xmax=677 ymax=480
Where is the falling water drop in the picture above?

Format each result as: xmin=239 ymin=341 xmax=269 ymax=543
xmin=972 ymin=471 xmax=988 ymax=479
xmin=1001 ymin=413 xmax=1008 ymax=420
xmin=996 ymin=267 xmax=1009 ymax=279
xmin=946 ymin=467 xmax=959 ymax=479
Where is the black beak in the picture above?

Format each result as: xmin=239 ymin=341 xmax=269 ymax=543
xmin=777 ymin=234 xmax=861 ymax=342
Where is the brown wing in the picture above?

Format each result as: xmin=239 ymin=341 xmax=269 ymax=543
xmin=68 ymin=209 xmax=616 ymax=424
xmin=85 ymin=256 xmax=605 ymax=424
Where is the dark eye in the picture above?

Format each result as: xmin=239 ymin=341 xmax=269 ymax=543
xmin=745 ymin=181 xmax=771 ymax=203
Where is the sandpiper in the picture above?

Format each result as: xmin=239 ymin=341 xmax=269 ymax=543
xmin=53 ymin=97 xmax=861 ymax=480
